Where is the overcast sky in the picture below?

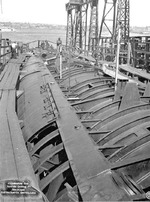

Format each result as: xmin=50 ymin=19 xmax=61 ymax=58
xmin=0 ymin=0 xmax=149 ymax=26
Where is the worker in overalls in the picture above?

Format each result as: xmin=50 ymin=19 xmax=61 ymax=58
xmin=11 ymin=41 xmax=17 ymax=58
xmin=56 ymin=37 xmax=62 ymax=52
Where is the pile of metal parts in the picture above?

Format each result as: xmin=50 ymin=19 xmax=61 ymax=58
xmin=16 ymin=53 xmax=150 ymax=201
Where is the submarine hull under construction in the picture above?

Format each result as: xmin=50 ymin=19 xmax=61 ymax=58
xmin=1 ymin=0 xmax=150 ymax=201
xmin=15 ymin=53 xmax=150 ymax=201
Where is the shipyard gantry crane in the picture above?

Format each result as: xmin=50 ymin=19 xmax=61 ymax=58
xmin=66 ymin=0 xmax=130 ymax=55
xmin=99 ymin=0 xmax=130 ymax=62
xmin=66 ymin=0 xmax=89 ymax=51
xmin=66 ymin=0 xmax=99 ymax=52
xmin=99 ymin=0 xmax=130 ymax=48
xmin=88 ymin=0 xmax=99 ymax=52
xmin=99 ymin=0 xmax=117 ymax=42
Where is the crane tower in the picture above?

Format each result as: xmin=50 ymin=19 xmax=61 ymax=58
xmin=99 ymin=0 xmax=130 ymax=46
xmin=88 ymin=0 xmax=99 ymax=52
xmin=66 ymin=0 xmax=130 ymax=55
xmin=66 ymin=0 xmax=89 ymax=50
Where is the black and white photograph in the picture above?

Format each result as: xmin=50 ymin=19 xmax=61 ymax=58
xmin=0 ymin=0 xmax=150 ymax=201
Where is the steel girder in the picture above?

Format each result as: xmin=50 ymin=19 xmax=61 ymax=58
xmin=99 ymin=0 xmax=130 ymax=46
xmin=66 ymin=0 xmax=89 ymax=50
xmin=66 ymin=9 xmax=73 ymax=48
xmin=99 ymin=0 xmax=117 ymax=42
xmin=115 ymin=0 xmax=130 ymax=45
xmin=88 ymin=0 xmax=99 ymax=52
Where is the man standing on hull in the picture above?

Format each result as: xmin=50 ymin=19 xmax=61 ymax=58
xmin=11 ymin=41 xmax=17 ymax=59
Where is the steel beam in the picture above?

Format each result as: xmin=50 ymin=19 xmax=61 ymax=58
xmin=88 ymin=0 xmax=99 ymax=52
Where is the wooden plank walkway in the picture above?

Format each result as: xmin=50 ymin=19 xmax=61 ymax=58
xmin=0 ymin=55 xmax=46 ymax=202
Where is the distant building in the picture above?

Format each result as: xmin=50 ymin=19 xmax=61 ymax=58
xmin=0 ymin=27 xmax=16 ymax=32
